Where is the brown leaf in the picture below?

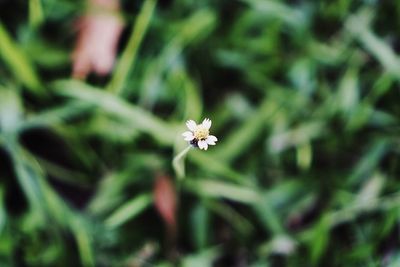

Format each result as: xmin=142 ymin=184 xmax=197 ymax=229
xmin=153 ymin=174 xmax=177 ymax=229
xmin=72 ymin=0 xmax=124 ymax=79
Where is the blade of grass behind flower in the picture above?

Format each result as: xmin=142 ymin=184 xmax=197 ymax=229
xmin=346 ymin=9 xmax=400 ymax=80
xmin=204 ymin=200 xmax=253 ymax=237
xmin=29 ymin=0 xmax=44 ymax=28
xmin=347 ymin=138 xmax=389 ymax=186
xmin=181 ymin=246 xmax=221 ymax=267
xmin=0 ymin=187 xmax=6 ymax=235
xmin=70 ymin=216 xmax=95 ymax=267
xmin=191 ymin=202 xmax=209 ymax=250
xmin=252 ymin=180 xmax=307 ymax=235
xmin=213 ymin=96 xmax=280 ymax=163
xmin=54 ymin=79 xmax=175 ymax=145
xmin=21 ymin=101 xmax=93 ymax=131
xmin=189 ymin=151 xmax=248 ymax=184
xmin=7 ymin=142 xmax=47 ymax=219
xmin=241 ymin=0 xmax=308 ymax=31
xmin=105 ymin=193 xmax=153 ymax=229
xmin=138 ymin=9 xmax=216 ymax=107
xmin=7 ymin=141 xmax=96 ymax=267
xmin=107 ymin=0 xmax=157 ymax=95
xmin=184 ymin=179 xmax=260 ymax=204
xmin=0 ymin=23 xmax=43 ymax=94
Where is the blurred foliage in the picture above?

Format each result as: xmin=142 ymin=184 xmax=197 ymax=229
xmin=1 ymin=0 xmax=400 ymax=266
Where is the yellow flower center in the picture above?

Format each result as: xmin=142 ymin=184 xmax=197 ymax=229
xmin=194 ymin=126 xmax=209 ymax=140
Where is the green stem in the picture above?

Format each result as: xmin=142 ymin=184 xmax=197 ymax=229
xmin=172 ymin=145 xmax=192 ymax=180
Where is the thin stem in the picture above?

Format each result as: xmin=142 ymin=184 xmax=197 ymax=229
xmin=172 ymin=145 xmax=192 ymax=180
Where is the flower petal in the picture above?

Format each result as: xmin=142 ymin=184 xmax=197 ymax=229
xmin=198 ymin=140 xmax=208 ymax=150
xmin=201 ymin=118 xmax=212 ymax=130
xmin=207 ymin=135 xmax=217 ymax=143
xmin=182 ymin=131 xmax=194 ymax=141
xmin=206 ymin=136 xmax=217 ymax=145
xmin=186 ymin=120 xmax=197 ymax=131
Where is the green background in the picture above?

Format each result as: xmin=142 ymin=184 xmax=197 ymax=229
xmin=0 ymin=0 xmax=400 ymax=266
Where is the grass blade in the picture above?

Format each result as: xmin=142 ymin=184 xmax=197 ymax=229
xmin=0 ymin=23 xmax=43 ymax=94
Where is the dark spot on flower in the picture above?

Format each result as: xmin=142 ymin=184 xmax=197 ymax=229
xmin=190 ymin=139 xmax=198 ymax=148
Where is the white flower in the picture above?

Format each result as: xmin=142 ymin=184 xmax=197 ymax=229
xmin=182 ymin=118 xmax=218 ymax=150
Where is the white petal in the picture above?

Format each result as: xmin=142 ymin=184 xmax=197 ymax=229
xmin=182 ymin=131 xmax=194 ymax=141
xmin=206 ymin=137 xmax=216 ymax=145
xmin=198 ymin=140 xmax=208 ymax=150
xmin=201 ymin=118 xmax=212 ymax=130
xmin=186 ymin=120 xmax=197 ymax=131
xmin=207 ymin=135 xmax=217 ymax=143
xmin=182 ymin=131 xmax=192 ymax=137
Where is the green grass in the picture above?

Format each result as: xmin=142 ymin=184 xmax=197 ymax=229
xmin=1 ymin=0 xmax=400 ymax=266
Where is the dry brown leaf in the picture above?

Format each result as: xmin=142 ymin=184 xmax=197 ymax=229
xmin=72 ymin=0 xmax=124 ymax=79
xmin=153 ymin=174 xmax=177 ymax=229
